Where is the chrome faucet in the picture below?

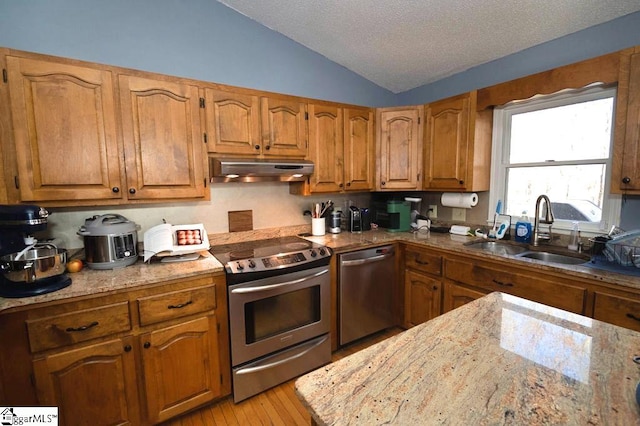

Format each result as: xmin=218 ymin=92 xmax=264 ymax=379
xmin=532 ymin=194 xmax=554 ymax=246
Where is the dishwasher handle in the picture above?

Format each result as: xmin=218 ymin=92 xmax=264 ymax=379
xmin=340 ymin=251 xmax=394 ymax=267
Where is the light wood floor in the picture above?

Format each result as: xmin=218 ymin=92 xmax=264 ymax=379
xmin=165 ymin=327 xmax=403 ymax=426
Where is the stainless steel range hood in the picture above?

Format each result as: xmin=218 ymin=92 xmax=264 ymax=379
xmin=209 ymin=158 xmax=314 ymax=183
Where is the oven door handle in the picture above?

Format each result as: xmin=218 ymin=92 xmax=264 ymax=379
xmin=235 ymin=334 xmax=329 ymax=375
xmin=230 ymin=268 xmax=329 ymax=294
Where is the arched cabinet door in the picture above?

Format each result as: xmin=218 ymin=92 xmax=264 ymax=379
xmin=7 ymin=55 xmax=123 ymax=203
xmin=377 ymin=106 xmax=423 ymax=190
xmin=307 ymin=103 xmax=344 ymax=193
xmin=119 ymin=74 xmax=208 ymax=201
xmin=613 ymin=48 xmax=640 ymax=193
xmin=204 ymin=89 xmax=262 ymax=156
xmin=344 ymin=107 xmax=375 ymax=192
xmin=32 ymin=336 xmax=141 ymax=426
xmin=260 ymin=97 xmax=308 ymax=158
xmin=140 ymin=315 xmax=222 ymax=424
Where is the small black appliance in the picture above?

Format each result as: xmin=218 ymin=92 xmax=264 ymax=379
xmin=348 ymin=206 xmax=362 ymax=232
xmin=361 ymin=208 xmax=371 ymax=231
xmin=0 ymin=204 xmax=71 ymax=298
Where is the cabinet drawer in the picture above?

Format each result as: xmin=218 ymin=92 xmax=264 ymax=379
xmin=593 ymin=291 xmax=640 ymax=332
xmin=405 ymin=248 xmax=442 ymax=276
xmin=27 ymin=302 xmax=131 ymax=353
xmin=137 ymin=285 xmax=216 ymax=326
xmin=444 ymin=258 xmax=586 ymax=314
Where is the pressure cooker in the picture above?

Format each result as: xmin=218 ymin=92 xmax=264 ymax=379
xmin=78 ymin=214 xmax=140 ymax=269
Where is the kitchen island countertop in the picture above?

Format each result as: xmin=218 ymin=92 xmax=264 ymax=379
xmin=295 ymin=292 xmax=640 ymax=425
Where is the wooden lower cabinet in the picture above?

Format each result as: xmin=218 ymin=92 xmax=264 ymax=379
xmin=404 ymin=269 xmax=441 ymax=327
xmin=403 ymin=245 xmax=443 ymax=328
xmin=0 ymin=273 xmax=230 ymax=426
xmin=593 ymin=290 xmax=640 ymax=332
xmin=33 ymin=336 xmax=141 ymax=425
xmin=442 ymin=280 xmax=489 ymax=313
xmin=141 ymin=315 xmax=221 ymax=424
xmin=402 ymin=245 xmax=640 ymax=335
xmin=443 ymin=256 xmax=587 ymax=315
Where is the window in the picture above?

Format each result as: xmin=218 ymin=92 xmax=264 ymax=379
xmin=490 ymin=86 xmax=621 ymax=236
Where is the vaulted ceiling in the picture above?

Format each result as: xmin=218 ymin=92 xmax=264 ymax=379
xmin=218 ymin=0 xmax=640 ymax=93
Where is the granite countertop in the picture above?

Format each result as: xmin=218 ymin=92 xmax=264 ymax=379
xmin=0 ymin=251 xmax=224 ymax=313
xmin=295 ymin=292 xmax=640 ymax=425
xmin=306 ymin=229 xmax=640 ymax=291
xmin=2 ymin=226 xmax=638 ymax=313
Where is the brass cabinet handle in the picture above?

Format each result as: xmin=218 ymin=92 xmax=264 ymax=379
xmin=66 ymin=321 xmax=99 ymax=332
xmin=168 ymin=300 xmax=193 ymax=310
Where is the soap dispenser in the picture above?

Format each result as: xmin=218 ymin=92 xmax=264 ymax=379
xmin=515 ymin=212 xmax=532 ymax=244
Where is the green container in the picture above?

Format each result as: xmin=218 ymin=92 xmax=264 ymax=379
xmin=386 ymin=201 xmax=411 ymax=232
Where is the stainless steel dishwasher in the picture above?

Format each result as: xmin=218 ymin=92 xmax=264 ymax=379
xmin=338 ymin=245 xmax=396 ymax=345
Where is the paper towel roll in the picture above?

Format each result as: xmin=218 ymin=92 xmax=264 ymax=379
xmin=441 ymin=192 xmax=478 ymax=209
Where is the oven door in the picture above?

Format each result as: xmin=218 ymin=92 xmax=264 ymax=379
xmin=228 ymin=265 xmax=330 ymax=366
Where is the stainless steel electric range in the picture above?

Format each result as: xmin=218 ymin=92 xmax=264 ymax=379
xmin=209 ymin=236 xmax=332 ymax=402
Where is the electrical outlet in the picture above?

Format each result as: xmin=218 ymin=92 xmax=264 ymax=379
xmin=428 ymin=205 xmax=437 ymax=219
xmin=452 ymin=208 xmax=466 ymax=222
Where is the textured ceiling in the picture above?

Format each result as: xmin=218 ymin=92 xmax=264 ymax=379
xmin=217 ymin=0 xmax=640 ymax=93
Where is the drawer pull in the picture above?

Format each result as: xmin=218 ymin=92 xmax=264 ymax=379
xmin=124 ymin=345 xmax=132 ymax=352
xmin=65 ymin=321 xmax=99 ymax=332
xmin=168 ymin=300 xmax=193 ymax=310
xmin=626 ymin=313 xmax=640 ymax=323
xmin=144 ymin=342 xmax=151 ymax=349
xmin=414 ymin=255 xmax=429 ymax=265
xmin=492 ymin=279 xmax=513 ymax=287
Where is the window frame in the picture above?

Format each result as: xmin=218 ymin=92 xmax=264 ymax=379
xmin=488 ymin=85 xmax=621 ymax=236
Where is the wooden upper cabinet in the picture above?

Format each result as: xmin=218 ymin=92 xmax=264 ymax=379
xmin=6 ymin=55 xmax=123 ymax=202
xmin=260 ymin=97 xmax=308 ymax=157
xmin=376 ymin=106 xmax=423 ymax=190
xmin=612 ymin=47 xmax=640 ymax=193
xmin=119 ymin=74 xmax=208 ymax=201
xmin=423 ymin=91 xmax=492 ymax=191
xmin=205 ymin=91 xmax=307 ymax=158
xmin=204 ymin=88 xmax=261 ymax=156
xmin=307 ymin=103 xmax=344 ymax=192
xmin=300 ymin=104 xmax=374 ymax=194
xmin=344 ymin=107 xmax=375 ymax=191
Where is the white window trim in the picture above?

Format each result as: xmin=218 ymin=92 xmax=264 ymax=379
xmin=488 ymin=86 xmax=621 ymax=237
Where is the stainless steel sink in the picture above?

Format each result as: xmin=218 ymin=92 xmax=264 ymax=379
xmin=464 ymin=240 xmax=528 ymax=256
xmin=464 ymin=239 xmax=589 ymax=265
xmin=516 ymin=251 xmax=589 ymax=265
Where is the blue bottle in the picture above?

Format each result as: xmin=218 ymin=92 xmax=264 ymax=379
xmin=514 ymin=213 xmax=532 ymax=244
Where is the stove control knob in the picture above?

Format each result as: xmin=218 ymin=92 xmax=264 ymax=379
xmin=319 ymin=248 xmax=327 ymax=256
xmin=248 ymin=260 xmax=256 ymax=268
xmin=236 ymin=261 xmax=244 ymax=271
xmin=310 ymin=250 xmax=317 ymax=257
